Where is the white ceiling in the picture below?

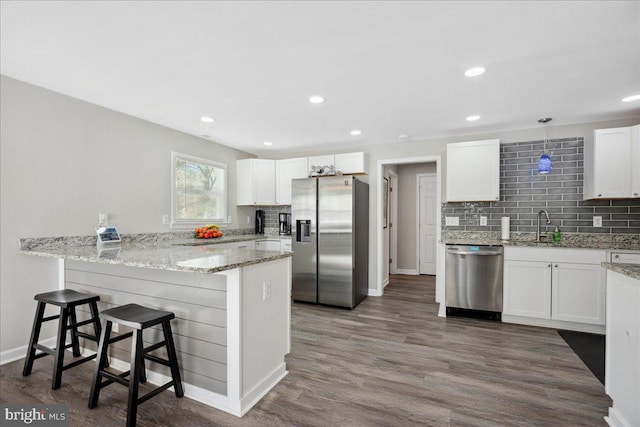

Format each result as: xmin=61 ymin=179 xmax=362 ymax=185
xmin=1 ymin=1 xmax=639 ymax=155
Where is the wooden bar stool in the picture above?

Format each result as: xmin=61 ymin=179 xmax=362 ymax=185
xmin=88 ymin=303 xmax=184 ymax=427
xmin=23 ymin=289 xmax=102 ymax=390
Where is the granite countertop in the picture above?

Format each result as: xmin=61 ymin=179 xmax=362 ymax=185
xmin=19 ymin=232 xmax=292 ymax=274
xmin=174 ymin=234 xmax=291 ymax=246
xmin=442 ymin=231 xmax=640 ymax=250
xmin=601 ymin=263 xmax=640 ymax=280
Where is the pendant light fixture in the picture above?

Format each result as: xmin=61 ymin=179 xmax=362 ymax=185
xmin=538 ymin=117 xmax=552 ymax=174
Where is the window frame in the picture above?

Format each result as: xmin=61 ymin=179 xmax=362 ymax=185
xmin=171 ymin=151 xmax=228 ymax=228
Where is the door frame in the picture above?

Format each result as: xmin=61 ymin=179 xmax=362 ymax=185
xmin=388 ymin=170 xmax=398 ymax=276
xmin=416 ymin=173 xmax=437 ymax=274
xmin=375 ymin=156 xmax=442 ymax=297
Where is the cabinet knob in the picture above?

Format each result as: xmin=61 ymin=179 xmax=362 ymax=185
xmin=548 ymin=264 xmax=551 ymax=267
xmin=597 ymin=194 xmax=602 ymax=197
xmin=634 ymin=193 xmax=639 ymax=196
xmin=554 ymin=264 xmax=558 ymax=268
xmin=614 ymin=254 xmax=619 ymax=259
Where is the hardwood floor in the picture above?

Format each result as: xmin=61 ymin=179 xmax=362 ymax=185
xmin=1 ymin=275 xmax=609 ymax=426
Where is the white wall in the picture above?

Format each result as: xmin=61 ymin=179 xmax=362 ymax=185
xmin=0 ymin=76 xmax=255 ymax=355
xmin=263 ymin=116 xmax=640 ymax=295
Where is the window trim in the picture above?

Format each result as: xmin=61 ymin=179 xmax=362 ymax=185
xmin=171 ymin=151 xmax=228 ymax=229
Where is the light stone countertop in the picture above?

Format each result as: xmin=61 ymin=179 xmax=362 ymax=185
xmin=442 ymin=231 xmax=640 ymax=250
xmin=19 ymin=232 xmax=292 ymax=274
xmin=601 ymin=263 xmax=640 ymax=280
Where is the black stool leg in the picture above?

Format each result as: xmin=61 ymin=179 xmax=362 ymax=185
xmin=88 ymin=321 xmax=112 ymax=409
xmin=23 ymin=302 xmax=46 ymax=376
xmin=127 ymin=329 xmax=144 ymax=427
xmin=69 ymin=306 xmax=81 ymax=357
xmin=52 ymin=306 xmax=70 ymax=390
xmin=88 ymin=301 xmax=107 ymax=368
xmin=162 ymin=320 xmax=184 ymax=397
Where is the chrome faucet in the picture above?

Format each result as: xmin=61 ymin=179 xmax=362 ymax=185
xmin=536 ymin=210 xmax=551 ymax=241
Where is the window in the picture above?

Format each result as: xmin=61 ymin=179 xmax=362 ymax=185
xmin=171 ymin=152 xmax=227 ymax=226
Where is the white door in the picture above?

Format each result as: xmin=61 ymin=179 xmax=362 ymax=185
xmin=419 ymin=175 xmax=436 ymax=275
xmin=503 ymin=260 xmax=551 ymax=319
xmin=551 ymin=262 xmax=606 ymax=325
xmin=389 ymin=173 xmax=398 ymax=275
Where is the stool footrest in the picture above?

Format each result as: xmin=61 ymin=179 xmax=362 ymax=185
xmin=42 ymin=314 xmax=60 ymax=322
xmin=138 ymin=381 xmax=175 ymax=405
xmin=75 ymin=331 xmax=99 ymax=341
xmin=34 ymin=344 xmax=56 ymax=356
xmin=144 ymin=354 xmax=170 ymax=367
xmin=67 ymin=318 xmax=97 ymax=329
xmin=143 ymin=340 xmax=166 ymax=355
xmin=62 ymin=354 xmax=97 ymax=371
xmin=107 ymin=331 xmax=133 ymax=344
xmin=100 ymin=369 xmax=130 ymax=388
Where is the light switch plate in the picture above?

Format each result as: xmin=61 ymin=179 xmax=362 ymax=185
xmin=480 ymin=216 xmax=487 ymax=226
xmin=593 ymin=216 xmax=602 ymax=227
xmin=98 ymin=213 xmax=108 ymax=227
xmin=445 ymin=216 xmax=459 ymax=226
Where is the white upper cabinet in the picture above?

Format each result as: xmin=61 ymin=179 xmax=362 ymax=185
xmin=584 ymin=125 xmax=639 ymax=199
xmin=308 ymin=155 xmax=335 ymax=171
xmin=446 ymin=139 xmax=500 ymax=202
xmin=335 ymin=152 xmax=367 ymax=174
xmin=236 ymin=159 xmax=276 ymax=205
xmin=275 ymin=157 xmax=308 ymax=205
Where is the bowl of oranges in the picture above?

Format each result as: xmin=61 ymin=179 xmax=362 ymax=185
xmin=194 ymin=224 xmax=224 ymax=239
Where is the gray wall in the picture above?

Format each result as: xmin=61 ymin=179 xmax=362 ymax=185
xmin=442 ymin=137 xmax=640 ymax=234
xmin=0 ymin=76 xmax=254 ymax=355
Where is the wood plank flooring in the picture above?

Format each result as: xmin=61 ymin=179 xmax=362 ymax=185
xmin=1 ymin=275 xmax=609 ymax=426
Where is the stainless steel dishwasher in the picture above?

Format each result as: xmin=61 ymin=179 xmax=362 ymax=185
xmin=445 ymin=245 xmax=503 ymax=319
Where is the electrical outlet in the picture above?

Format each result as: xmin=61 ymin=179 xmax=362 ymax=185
xmin=98 ymin=213 xmax=109 ymax=227
xmin=227 ymin=215 xmax=232 ymax=223
xmin=162 ymin=214 xmax=169 ymax=225
xmin=480 ymin=216 xmax=487 ymax=226
xmin=263 ymin=281 xmax=271 ymax=300
xmin=445 ymin=216 xmax=459 ymax=226
xmin=247 ymin=216 xmax=251 ymax=224
xmin=593 ymin=216 xmax=602 ymax=227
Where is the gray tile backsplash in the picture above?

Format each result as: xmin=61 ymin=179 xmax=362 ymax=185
xmin=442 ymin=137 xmax=640 ymax=234
xmin=256 ymin=206 xmax=291 ymax=230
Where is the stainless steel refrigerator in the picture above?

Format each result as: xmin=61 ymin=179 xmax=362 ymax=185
xmin=291 ymin=176 xmax=369 ymax=308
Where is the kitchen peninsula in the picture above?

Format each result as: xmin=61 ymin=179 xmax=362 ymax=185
xmin=18 ymin=232 xmax=293 ymax=417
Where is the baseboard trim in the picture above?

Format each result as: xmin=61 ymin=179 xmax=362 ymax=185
xmin=382 ymin=278 xmax=389 ymax=288
xmin=1 ymin=336 xmax=57 ymax=366
xmin=396 ymin=269 xmax=418 ymax=275
xmin=502 ymin=315 xmax=605 ymax=334
xmin=605 ymin=405 xmax=633 ymax=427
xmin=368 ymin=288 xmax=382 ymax=297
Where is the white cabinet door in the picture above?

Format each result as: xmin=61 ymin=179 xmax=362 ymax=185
xmin=275 ymin=157 xmax=308 ymax=205
xmin=446 ymin=139 xmax=500 ymax=202
xmin=255 ymin=240 xmax=281 ymax=251
xmin=552 ymin=263 xmax=606 ymax=325
xmin=226 ymin=240 xmax=252 ymax=250
xmin=592 ymin=127 xmax=632 ymax=199
xmin=236 ymin=159 xmax=276 ymax=205
xmin=308 ymin=155 xmax=335 ymax=171
xmin=335 ymin=152 xmax=366 ymax=174
xmin=503 ymin=260 xmax=551 ymax=319
xmin=632 ymin=124 xmax=640 ymax=198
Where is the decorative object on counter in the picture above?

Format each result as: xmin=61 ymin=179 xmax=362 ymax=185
xmin=553 ymin=226 xmax=562 ymax=242
xmin=537 ymin=117 xmax=553 ymax=174
xmin=194 ymin=224 xmax=223 ymax=239
xmin=255 ymin=209 xmax=265 ymax=234
xmin=279 ymin=212 xmax=291 ymax=235
xmin=308 ymin=164 xmax=337 ymax=177
xmin=501 ymin=217 xmax=510 ymax=240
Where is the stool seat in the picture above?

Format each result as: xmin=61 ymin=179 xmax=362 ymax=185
xmin=23 ymin=289 xmax=102 ymax=390
xmin=100 ymin=304 xmax=174 ymax=330
xmin=35 ymin=289 xmax=100 ymax=307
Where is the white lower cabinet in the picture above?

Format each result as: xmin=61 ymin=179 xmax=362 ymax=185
xmin=503 ymin=247 xmax=606 ymax=332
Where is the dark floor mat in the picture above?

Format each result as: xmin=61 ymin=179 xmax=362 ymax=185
xmin=558 ymin=329 xmax=605 ymax=385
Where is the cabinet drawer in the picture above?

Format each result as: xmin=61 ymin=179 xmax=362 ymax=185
xmin=504 ymin=246 xmax=606 ymax=264
xmin=610 ymin=251 xmax=640 ymax=264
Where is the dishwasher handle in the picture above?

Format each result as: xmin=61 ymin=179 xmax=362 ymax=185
xmin=447 ymin=251 xmax=503 ymax=256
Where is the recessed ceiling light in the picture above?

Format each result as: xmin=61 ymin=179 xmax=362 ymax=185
xmin=309 ymin=96 xmax=325 ymax=104
xmin=398 ymin=134 xmax=409 ymax=139
xmin=622 ymin=94 xmax=640 ymax=102
xmin=464 ymin=67 xmax=486 ymax=77
xmin=466 ymin=115 xmax=480 ymax=121
xmin=200 ymin=116 xmax=215 ymax=123
xmin=263 ymin=141 xmax=273 ymax=146
xmin=350 ymin=129 xmax=362 ymax=136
